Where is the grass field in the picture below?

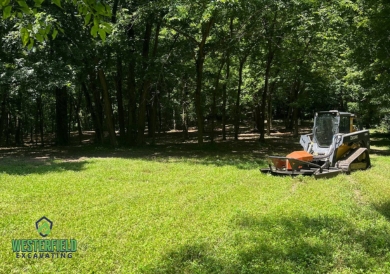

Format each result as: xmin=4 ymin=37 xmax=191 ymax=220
xmin=1 ymin=133 xmax=390 ymax=273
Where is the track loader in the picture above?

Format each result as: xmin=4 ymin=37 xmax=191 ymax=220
xmin=260 ymin=110 xmax=371 ymax=179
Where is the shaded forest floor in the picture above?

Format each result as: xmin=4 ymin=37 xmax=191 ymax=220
xmin=0 ymin=122 xmax=389 ymax=165
xmin=0 ymin=123 xmax=308 ymax=161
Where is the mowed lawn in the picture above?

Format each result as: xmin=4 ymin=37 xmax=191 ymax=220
xmin=1 ymin=139 xmax=390 ymax=273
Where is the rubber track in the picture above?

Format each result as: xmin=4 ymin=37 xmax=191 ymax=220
xmin=337 ymin=147 xmax=368 ymax=172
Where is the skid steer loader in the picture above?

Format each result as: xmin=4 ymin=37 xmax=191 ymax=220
xmin=260 ymin=110 xmax=371 ymax=179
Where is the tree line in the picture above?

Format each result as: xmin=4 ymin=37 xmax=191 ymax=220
xmin=0 ymin=0 xmax=388 ymax=146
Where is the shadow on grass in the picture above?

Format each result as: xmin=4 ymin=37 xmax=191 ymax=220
xmin=0 ymin=141 xmax=285 ymax=170
xmin=370 ymin=132 xmax=390 ymax=155
xmin=0 ymin=125 xmax=321 ymax=170
xmin=374 ymin=201 xmax=390 ymax=221
xmin=0 ymin=125 xmax=308 ymax=170
xmin=0 ymin=158 xmax=88 ymax=175
xmin=370 ymin=149 xmax=390 ymax=156
xmin=149 ymin=244 xmax=223 ymax=274
xmin=371 ymin=138 xmax=390 ymax=148
xmin=370 ymin=131 xmax=390 ymax=140
xmin=149 ymin=214 xmax=390 ymax=273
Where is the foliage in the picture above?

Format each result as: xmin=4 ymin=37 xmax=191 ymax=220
xmin=0 ymin=0 xmax=390 ymax=146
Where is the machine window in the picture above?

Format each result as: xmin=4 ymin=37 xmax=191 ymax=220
xmin=339 ymin=116 xmax=350 ymax=133
xmin=315 ymin=113 xmax=338 ymax=147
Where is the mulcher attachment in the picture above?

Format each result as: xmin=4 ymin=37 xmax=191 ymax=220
xmin=260 ymin=147 xmax=370 ymax=179
xmin=260 ymin=156 xmax=341 ymax=179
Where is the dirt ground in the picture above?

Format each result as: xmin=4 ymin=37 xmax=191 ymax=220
xmin=0 ymin=123 xmax=312 ymax=163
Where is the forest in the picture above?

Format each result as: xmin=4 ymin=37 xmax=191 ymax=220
xmin=0 ymin=0 xmax=389 ymax=146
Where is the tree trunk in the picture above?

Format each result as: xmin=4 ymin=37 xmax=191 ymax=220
xmin=150 ymin=93 xmax=158 ymax=144
xmin=221 ymin=71 xmax=228 ymax=140
xmin=127 ymin=22 xmax=137 ymax=145
xmin=75 ymin=87 xmax=83 ymax=144
xmin=127 ymin=63 xmax=137 ymax=144
xmin=136 ymin=80 xmax=151 ymax=144
xmin=194 ymin=18 xmax=215 ymax=145
xmin=68 ymin=94 xmax=73 ymax=141
xmin=259 ymin=52 xmax=274 ymax=142
xmin=211 ymin=89 xmax=216 ymax=143
xmin=109 ymin=0 xmax=123 ymax=139
xmin=254 ymin=104 xmax=261 ymax=131
xmin=166 ymin=88 xmax=172 ymax=131
xmin=55 ymin=87 xmax=69 ymax=145
xmin=111 ymin=0 xmax=120 ymax=24
xmin=15 ymin=89 xmax=23 ymax=145
xmin=98 ymin=68 xmax=118 ymax=146
xmin=292 ymin=80 xmax=302 ymax=137
xmin=82 ymin=83 xmax=103 ymax=144
xmin=222 ymin=17 xmax=233 ymax=141
xmin=259 ymin=11 xmax=282 ymax=142
xmin=0 ymin=89 xmax=8 ymax=145
xmin=267 ymin=80 xmax=277 ymax=136
xmin=285 ymin=81 xmax=297 ymax=131
xmin=211 ymin=61 xmax=225 ymax=143
xmin=91 ymin=74 xmax=104 ymax=143
xmin=115 ymin=58 xmax=125 ymax=142
xmin=293 ymin=107 xmax=299 ymax=137
xmin=111 ymin=0 xmax=124 ymax=143
xmin=147 ymin=20 xmax=161 ymax=143
xmin=285 ymin=104 xmax=293 ymax=130
xmin=37 ymin=94 xmax=44 ymax=146
xmin=267 ymin=92 xmax=272 ymax=136
xmin=5 ymin=112 xmax=10 ymax=146
xmin=15 ymin=116 xmax=22 ymax=146
xmin=234 ymin=58 xmax=246 ymax=140
xmin=136 ymin=21 xmax=153 ymax=145
xmin=181 ymin=78 xmax=189 ymax=140
xmin=158 ymin=98 xmax=162 ymax=135
xmin=194 ymin=57 xmax=205 ymax=144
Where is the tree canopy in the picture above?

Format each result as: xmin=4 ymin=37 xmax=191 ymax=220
xmin=0 ymin=0 xmax=388 ymax=146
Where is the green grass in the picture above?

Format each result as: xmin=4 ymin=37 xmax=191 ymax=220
xmin=1 ymin=141 xmax=390 ymax=273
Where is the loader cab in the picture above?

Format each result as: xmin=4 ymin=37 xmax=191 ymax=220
xmin=313 ymin=111 xmax=354 ymax=147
